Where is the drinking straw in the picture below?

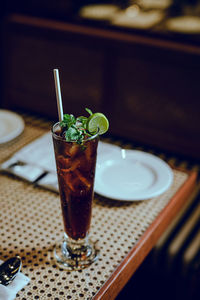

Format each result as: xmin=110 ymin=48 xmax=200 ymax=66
xmin=53 ymin=69 xmax=64 ymax=122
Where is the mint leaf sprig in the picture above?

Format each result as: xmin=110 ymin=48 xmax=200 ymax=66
xmin=59 ymin=108 xmax=93 ymax=144
xmin=85 ymin=108 xmax=93 ymax=116
xmin=60 ymin=114 xmax=76 ymax=128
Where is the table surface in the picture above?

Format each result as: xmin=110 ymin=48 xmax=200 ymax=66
xmin=0 ymin=114 xmax=197 ymax=300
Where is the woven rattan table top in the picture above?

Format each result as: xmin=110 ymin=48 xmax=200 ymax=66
xmin=0 ymin=115 xmax=197 ymax=300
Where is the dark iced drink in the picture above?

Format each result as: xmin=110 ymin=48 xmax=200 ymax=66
xmin=52 ymin=123 xmax=98 ymax=241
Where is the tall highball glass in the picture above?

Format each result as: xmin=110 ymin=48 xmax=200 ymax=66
xmin=52 ymin=122 xmax=99 ymax=270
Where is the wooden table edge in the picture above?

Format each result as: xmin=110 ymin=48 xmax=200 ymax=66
xmin=93 ymin=169 xmax=197 ymax=300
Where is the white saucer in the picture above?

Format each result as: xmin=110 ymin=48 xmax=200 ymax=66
xmin=111 ymin=10 xmax=164 ymax=29
xmin=79 ymin=4 xmax=119 ymax=21
xmin=139 ymin=0 xmax=172 ymax=10
xmin=0 ymin=110 xmax=24 ymax=144
xmin=95 ymin=149 xmax=173 ymax=201
xmin=165 ymin=16 xmax=200 ymax=34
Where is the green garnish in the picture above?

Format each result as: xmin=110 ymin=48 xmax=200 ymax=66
xmin=60 ymin=108 xmax=109 ymax=144
xmin=60 ymin=114 xmax=76 ymax=128
xmin=85 ymin=108 xmax=93 ymax=116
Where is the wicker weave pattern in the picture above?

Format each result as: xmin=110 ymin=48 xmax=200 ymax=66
xmin=0 ymin=118 xmax=188 ymax=299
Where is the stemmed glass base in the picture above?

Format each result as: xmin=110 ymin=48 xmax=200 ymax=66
xmin=54 ymin=233 xmax=99 ymax=270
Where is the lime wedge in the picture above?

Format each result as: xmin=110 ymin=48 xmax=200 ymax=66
xmin=87 ymin=113 xmax=109 ymax=135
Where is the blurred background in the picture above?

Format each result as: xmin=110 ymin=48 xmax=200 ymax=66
xmin=0 ymin=1 xmax=200 ymax=299
xmin=1 ymin=0 xmax=200 ymax=160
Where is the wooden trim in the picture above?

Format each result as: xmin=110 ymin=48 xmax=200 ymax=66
xmin=93 ymin=169 xmax=197 ymax=300
xmin=6 ymin=13 xmax=200 ymax=55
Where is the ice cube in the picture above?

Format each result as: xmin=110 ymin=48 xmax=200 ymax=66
xmin=57 ymin=155 xmax=71 ymax=169
xmin=68 ymin=144 xmax=80 ymax=157
xmin=58 ymin=158 xmax=80 ymax=173
xmin=85 ymin=144 xmax=92 ymax=161
xmin=69 ymin=159 xmax=80 ymax=171
xmin=66 ymin=173 xmax=76 ymax=192
xmin=59 ymin=172 xmax=76 ymax=192
xmin=74 ymin=169 xmax=91 ymax=190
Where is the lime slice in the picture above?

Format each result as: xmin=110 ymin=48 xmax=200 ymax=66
xmin=87 ymin=113 xmax=109 ymax=135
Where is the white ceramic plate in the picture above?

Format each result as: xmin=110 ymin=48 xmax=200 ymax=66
xmin=111 ymin=10 xmax=164 ymax=29
xmin=79 ymin=4 xmax=119 ymax=20
xmin=139 ymin=0 xmax=172 ymax=10
xmin=97 ymin=141 xmax=121 ymax=157
xmin=165 ymin=16 xmax=200 ymax=34
xmin=0 ymin=110 xmax=24 ymax=144
xmin=95 ymin=149 xmax=173 ymax=201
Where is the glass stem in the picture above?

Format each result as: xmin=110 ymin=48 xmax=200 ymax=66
xmin=63 ymin=233 xmax=92 ymax=259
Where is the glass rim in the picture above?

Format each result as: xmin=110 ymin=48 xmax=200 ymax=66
xmin=52 ymin=122 xmax=99 ymax=143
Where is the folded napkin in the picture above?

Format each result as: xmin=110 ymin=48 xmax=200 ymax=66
xmin=0 ymin=132 xmax=120 ymax=193
xmin=0 ymin=260 xmax=30 ymax=300
xmin=0 ymin=133 xmax=57 ymax=185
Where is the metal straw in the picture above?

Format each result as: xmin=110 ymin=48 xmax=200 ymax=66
xmin=53 ymin=69 xmax=64 ymax=121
